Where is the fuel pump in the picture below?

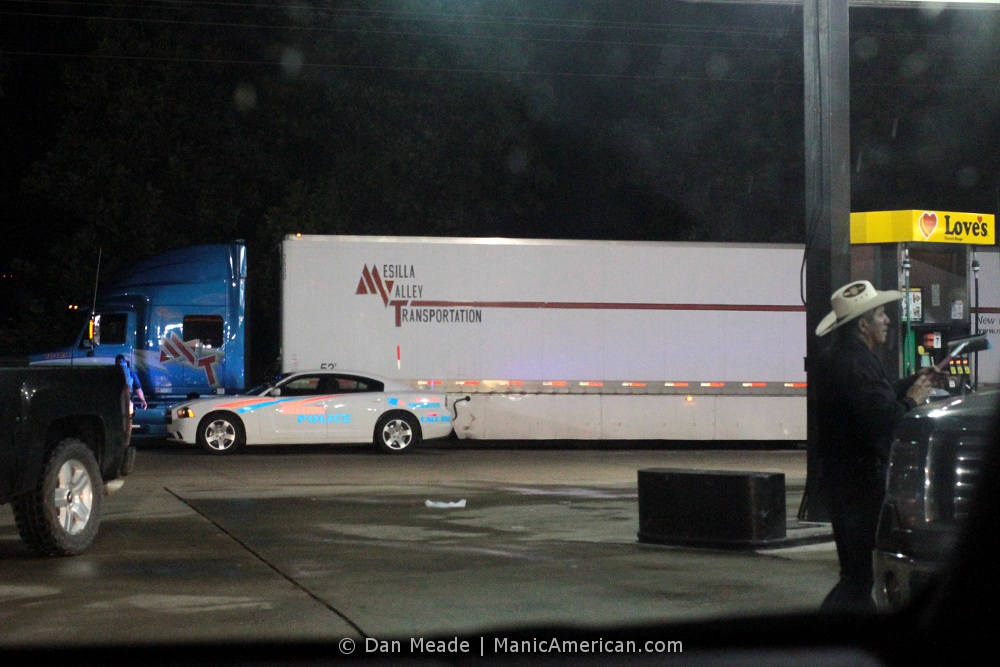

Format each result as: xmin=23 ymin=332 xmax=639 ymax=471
xmin=849 ymin=209 xmax=996 ymax=394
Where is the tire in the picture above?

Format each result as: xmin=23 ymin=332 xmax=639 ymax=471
xmin=374 ymin=413 xmax=421 ymax=454
xmin=11 ymin=438 xmax=103 ymax=556
xmin=196 ymin=411 xmax=246 ymax=455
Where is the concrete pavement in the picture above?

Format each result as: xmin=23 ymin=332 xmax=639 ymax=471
xmin=0 ymin=443 xmax=837 ymax=647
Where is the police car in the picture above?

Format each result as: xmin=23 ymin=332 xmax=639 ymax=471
xmin=166 ymin=370 xmax=454 ymax=454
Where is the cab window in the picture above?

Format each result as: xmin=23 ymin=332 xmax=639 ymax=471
xmin=183 ymin=314 xmax=224 ymax=348
xmin=93 ymin=313 xmax=128 ymax=346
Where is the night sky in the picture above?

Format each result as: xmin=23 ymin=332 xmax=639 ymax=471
xmin=2 ymin=7 xmax=95 ymax=264
xmin=2 ymin=1 xmax=999 ymax=277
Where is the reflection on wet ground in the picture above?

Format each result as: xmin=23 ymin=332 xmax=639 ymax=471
xmin=0 ymin=445 xmax=836 ymax=646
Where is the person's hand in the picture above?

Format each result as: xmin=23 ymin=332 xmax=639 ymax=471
xmin=916 ymin=365 xmax=949 ymax=388
xmin=907 ymin=374 xmax=933 ymax=404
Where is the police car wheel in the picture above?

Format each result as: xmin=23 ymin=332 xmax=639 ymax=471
xmin=375 ymin=413 xmax=420 ymax=454
xmin=197 ymin=412 xmax=246 ymax=455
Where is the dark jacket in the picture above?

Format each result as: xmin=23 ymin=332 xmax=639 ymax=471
xmin=814 ymin=332 xmax=918 ymax=466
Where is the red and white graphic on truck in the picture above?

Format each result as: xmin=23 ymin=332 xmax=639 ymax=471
xmin=159 ymin=332 xmax=220 ymax=385
xmin=356 ymin=262 xmax=803 ymax=329
xmin=356 ymin=263 xmax=481 ymax=327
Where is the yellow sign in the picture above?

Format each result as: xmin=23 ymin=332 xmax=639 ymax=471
xmin=851 ymin=210 xmax=995 ymax=245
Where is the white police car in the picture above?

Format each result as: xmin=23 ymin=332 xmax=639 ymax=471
xmin=166 ymin=370 xmax=454 ymax=454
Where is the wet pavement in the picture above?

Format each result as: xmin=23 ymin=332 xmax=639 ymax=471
xmin=0 ymin=442 xmax=836 ymax=647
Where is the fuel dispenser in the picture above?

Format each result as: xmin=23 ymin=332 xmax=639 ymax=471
xmin=850 ymin=209 xmax=996 ymax=394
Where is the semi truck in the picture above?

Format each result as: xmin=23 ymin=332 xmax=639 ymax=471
xmin=37 ymin=235 xmax=1000 ymax=442
xmin=32 ymin=236 xmax=813 ymax=442
xmin=281 ymin=235 xmax=809 ymax=441
xmin=30 ymin=243 xmax=247 ymax=438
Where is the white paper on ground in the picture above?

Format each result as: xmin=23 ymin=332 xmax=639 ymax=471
xmin=425 ymin=499 xmax=467 ymax=508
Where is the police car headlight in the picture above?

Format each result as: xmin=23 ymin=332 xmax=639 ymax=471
xmin=176 ymin=407 xmax=195 ymax=419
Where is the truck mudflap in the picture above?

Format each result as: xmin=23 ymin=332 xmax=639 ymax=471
xmin=119 ymin=445 xmax=137 ymax=477
xmin=104 ymin=444 xmax=137 ymax=496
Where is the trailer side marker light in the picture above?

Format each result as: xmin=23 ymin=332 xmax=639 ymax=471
xmin=543 ymin=381 xmax=568 ymax=387
xmin=664 ymin=382 xmax=690 ymax=387
xmin=686 ymin=395 xmax=694 ymax=402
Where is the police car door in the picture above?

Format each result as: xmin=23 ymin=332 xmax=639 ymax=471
xmin=259 ymin=374 xmax=335 ymax=443
xmin=325 ymin=374 xmax=382 ymax=442
xmin=318 ymin=374 xmax=364 ymax=442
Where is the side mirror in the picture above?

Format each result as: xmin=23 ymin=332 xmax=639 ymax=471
xmin=269 ymin=388 xmax=282 ymax=397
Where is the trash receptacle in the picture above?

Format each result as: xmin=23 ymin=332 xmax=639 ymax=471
xmin=637 ymin=468 xmax=786 ymax=549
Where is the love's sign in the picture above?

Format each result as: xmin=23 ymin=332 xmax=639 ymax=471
xmin=851 ymin=210 xmax=995 ymax=245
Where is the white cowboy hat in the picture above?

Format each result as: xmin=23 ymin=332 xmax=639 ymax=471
xmin=816 ymin=280 xmax=902 ymax=337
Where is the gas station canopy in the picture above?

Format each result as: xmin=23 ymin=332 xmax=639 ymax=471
xmin=851 ymin=210 xmax=996 ymax=246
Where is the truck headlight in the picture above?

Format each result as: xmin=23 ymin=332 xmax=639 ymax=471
xmin=886 ymin=438 xmax=927 ymax=530
xmin=176 ymin=407 xmax=195 ymax=419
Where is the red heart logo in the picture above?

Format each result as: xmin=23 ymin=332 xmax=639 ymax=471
xmin=919 ymin=212 xmax=937 ymax=239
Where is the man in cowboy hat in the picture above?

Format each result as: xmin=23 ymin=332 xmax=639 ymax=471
xmin=814 ymin=280 xmax=936 ymax=612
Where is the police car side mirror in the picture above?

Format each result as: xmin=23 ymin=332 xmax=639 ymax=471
xmin=269 ymin=388 xmax=282 ymax=397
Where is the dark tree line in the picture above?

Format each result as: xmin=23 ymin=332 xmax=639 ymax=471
xmin=2 ymin=1 xmax=998 ymax=377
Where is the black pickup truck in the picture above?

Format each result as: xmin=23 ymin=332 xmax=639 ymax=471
xmin=1 ymin=364 xmax=135 ymax=555
xmin=874 ymin=389 xmax=998 ymax=610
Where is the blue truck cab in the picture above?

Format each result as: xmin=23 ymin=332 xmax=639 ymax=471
xmin=31 ymin=242 xmax=247 ymax=438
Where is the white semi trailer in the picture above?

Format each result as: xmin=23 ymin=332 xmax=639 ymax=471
xmin=281 ymin=235 xmax=808 ymax=441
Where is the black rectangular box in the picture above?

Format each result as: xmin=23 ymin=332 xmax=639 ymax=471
xmin=637 ymin=468 xmax=786 ymax=549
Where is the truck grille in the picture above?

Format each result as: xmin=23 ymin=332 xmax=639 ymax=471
xmin=953 ymin=436 xmax=986 ymax=521
xmin=927 ymin=432 xmax=986 ymax=523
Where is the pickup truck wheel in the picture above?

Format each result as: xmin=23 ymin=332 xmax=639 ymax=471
xmin=197 ymin=412 xmax=246 ymax=454
xmin=374 ymin=413 xmax=420 ymax=454
xmin=11 ymin=438 xmax=103 ymax=556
